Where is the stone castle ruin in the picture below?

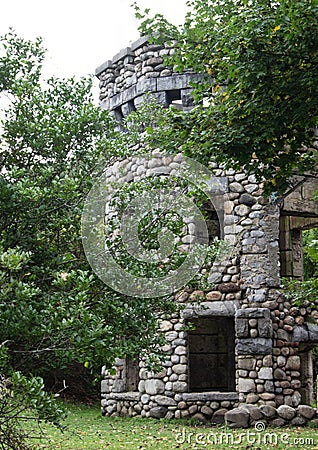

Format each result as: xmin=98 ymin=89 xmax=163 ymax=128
xmin=96 ymin=37 xmax=318 ymax=427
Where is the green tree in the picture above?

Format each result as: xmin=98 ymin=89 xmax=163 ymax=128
xmin=135 ymin=0 xmax=318 ymax=193
xmin=303 ymin=228 xmax=318 ymax=280
xmin=0 ymin=31 xmax=176 ymax=446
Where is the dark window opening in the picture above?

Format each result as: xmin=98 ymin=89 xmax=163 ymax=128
xmin=202 ymin=200 xmax=221 ymax=243
xmin=121 ymin=100 xmax=136 ymax=117
xmin=299 ymin=344 xmax=315 ymax=405
xmin=113 ymin=106 xmax=124 ymax=123
xmin=188 ymin=317 xmax=235 ymax=392
xmin=280 ymin=216 xmax=318 ymax=281
xmin=166 ymin=89 xmax=181 ymax=107
xmin=128 ymin=99 xmax=136 ymax=112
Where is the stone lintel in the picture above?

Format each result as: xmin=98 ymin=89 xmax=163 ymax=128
xmin=157 ymin=73 xmax=194 ymax=91
xmin=95 ymin=60 xmax=113 ymax=77
xmin=136 ymin=78 xmax=158 ymax=95
xmin=122 ymin=85 xmax=138 ymax=103
xmin=108 ymin=93 xmax=123 ymax=110
xmin=112 ymin=47 xmax=134 ymax=65
xmin=237 ymin=338 xmax=272 ymax=355
xmin=236 ymin=308 xmax=270 ymax=319
xmin=109 ymin=392 xmax=140 ymax=401
xmin=183 ymin=392 xmax=238 ymax=402
xmin=182 ymin=301 xmax=240 ymax=319
xmin=99 ymin=73 xmax=202 ymax=111
xmin=282 ymin=176 xmax=318 ymax=217
xmin=100 ymin=99 xmax=109 ymax=111
xmin=130 ymin=35 xmax=149 ymax=51
xmin=293 ymin=324 xmax=318 ymax=343
xmin=289 ymin=216 xmax=318 ymax=231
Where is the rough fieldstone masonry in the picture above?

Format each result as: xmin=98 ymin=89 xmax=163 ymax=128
xmin=96 ymin=37 xmax=318 ymax=427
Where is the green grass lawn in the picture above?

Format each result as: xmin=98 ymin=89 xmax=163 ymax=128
xmin=24 ymin=401 xmax=318 ymax=449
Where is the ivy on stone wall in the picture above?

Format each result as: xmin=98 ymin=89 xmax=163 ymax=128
xmin=135 ymin=0 xmax=318 ymax=194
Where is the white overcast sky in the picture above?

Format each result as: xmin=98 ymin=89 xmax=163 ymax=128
xmin=0 ymin=0 xmax=188 ymax=80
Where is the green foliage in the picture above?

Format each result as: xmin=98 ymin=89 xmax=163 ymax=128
xmin=107 ymin=176 xmax=187 ymax=279
xmin=284 ymin=225 xmax=318 ymax=308
xmin=136 ymin=0 xmax=318 ymax=193
xmin=303 ymin=228 xmax=318 ymax=280
xmin=0 ymin=31 xmax=180 ymax=447
xmin=284 ymin=277 xmax=318 ymax=308
xmin=10 ymin=371 xmax=66 ymax=426
xmin=187 ymin=238 xmax=229 ymax=290
xmin=0 ymin=29 xmax=45 ymax=92
xmin=0 ymin=31 xmax=178 ymax=379
xmin=0 ymin=244 xmax=177 ymax=379
xmin=0 ymin=348 xmax=66 ymax=449
xmin=106 ymin=166 xmax=225 ymax=291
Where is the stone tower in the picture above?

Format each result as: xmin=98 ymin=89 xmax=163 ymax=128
xmin=96 ymin=37 xmax=318 ymax=427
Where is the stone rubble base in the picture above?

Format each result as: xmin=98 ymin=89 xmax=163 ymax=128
xmin=102 ymin=390 xmax=318 ymax=428
xmin=224 ymin=404 xmax=318 ymax=428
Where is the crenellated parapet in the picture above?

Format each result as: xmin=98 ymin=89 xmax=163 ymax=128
xmin=96 ymin=36 xmax=202 ymax=119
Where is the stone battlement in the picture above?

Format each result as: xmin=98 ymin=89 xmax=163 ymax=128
xmin=96 ymin=36 xmax=201 ymax=119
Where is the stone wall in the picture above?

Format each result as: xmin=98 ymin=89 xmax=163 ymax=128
xmin=97 ymin=37 xmax=318 ymax=427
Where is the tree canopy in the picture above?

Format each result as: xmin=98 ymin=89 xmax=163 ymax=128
xmin=136 ymin=0 xmax=318 ymax=193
